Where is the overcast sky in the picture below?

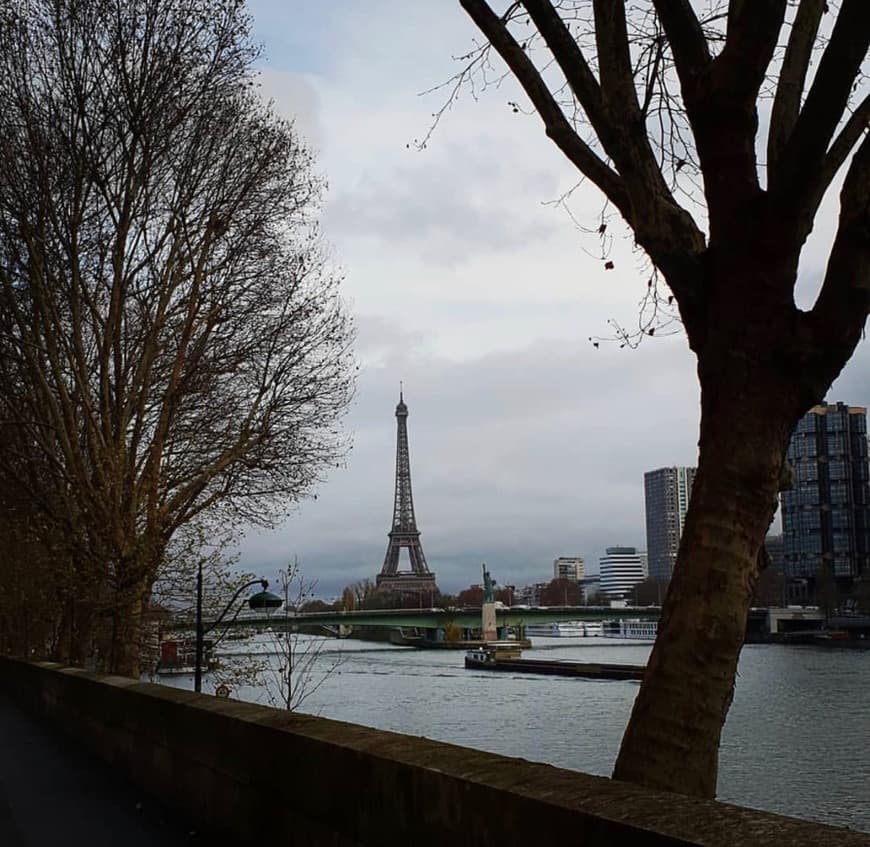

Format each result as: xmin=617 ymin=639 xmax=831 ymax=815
xmin=236 ymin=0 xmax=869 ymax=598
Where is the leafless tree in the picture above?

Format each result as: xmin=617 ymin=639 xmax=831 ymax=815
xmin=452 ymin=0 xmax=869 ymax=798
xmin=0 ymin=0 xmax=355 ymax=676
xmin=259 ymin=562 xmax=343 ymax=711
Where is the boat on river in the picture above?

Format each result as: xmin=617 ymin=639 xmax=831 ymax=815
xmin=525 ymin=621 xmax=602 ymax=637
xmin=464 ymin=645 xmax=644 ymax=680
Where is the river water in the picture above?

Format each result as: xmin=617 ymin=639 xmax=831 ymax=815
xmin=159 ymin=636 xmax=870 ymax=833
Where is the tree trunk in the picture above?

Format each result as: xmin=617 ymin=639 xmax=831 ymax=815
xmin=613 ymin=353 xmax=802 ymax=798
xmin=109 ymin=596 xmax=144 ymax=677
xmin=107 ymin=542 xmax=165 ymax=677
xmin=108 ymin=566 xmax=152 ymax=678
xmin=52 ymin=601 xmax=73 ymax=664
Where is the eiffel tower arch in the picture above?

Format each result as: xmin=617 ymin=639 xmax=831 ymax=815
xmin=377 ymin=388 xmax=437 ymax=595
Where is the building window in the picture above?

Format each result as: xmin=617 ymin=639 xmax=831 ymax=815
xmin=827 ymin=433 xmax=845 ymax=455
xmin=829 ymin=460 xmax=847 ymax=480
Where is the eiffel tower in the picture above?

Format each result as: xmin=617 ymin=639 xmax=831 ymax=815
xmin=376 ymin=387 xmax=437 ymax=594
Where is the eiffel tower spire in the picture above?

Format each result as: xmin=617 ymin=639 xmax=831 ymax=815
xmin=377 ymin=387 xmax=436 ymax=593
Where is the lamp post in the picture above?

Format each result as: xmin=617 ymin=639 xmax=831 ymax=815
xmin=194 ymin=562 xmax=283 ymax=693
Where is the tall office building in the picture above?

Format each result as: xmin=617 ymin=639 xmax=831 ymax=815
xmin=599 ymin=546 xmax=647 ymax=597
xmin=553 ymin=557 xmax=585 ymax=582
xmin=781 ymin=402 xmax=870 ymax=582
xmin=644 ymin=466 xmax=697 ymax=581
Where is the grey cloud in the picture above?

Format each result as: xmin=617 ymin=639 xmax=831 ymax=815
xmin=238 ymin=0 xmax=870 ymax=600
xmin=324 ymin=140 xmax=560 ymax=266
xmin=240 ymin=312 xmax=870 ymax=600
xmin=257 ymin=69 xmax=325 ymax=152
xmin=239 ymin=325 xmax=703 ymax=596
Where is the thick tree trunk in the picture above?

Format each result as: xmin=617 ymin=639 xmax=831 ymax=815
xmin=612 ymin=355 xmax=802 ymax=798
xmin=109 ymin=593 xmax=145 ymax=678
xmin=107 ymin=543 xmax=164 ymax=677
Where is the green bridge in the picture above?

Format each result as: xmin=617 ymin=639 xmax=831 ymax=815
xmin=177 ymin=604 xmax=662 ymax=634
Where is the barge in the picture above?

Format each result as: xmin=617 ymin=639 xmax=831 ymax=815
xmin=465 ymin=646 xmax=645 ymax=680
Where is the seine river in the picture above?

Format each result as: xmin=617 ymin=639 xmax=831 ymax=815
xmin=160 ymin=636 xmax=870 ymax=833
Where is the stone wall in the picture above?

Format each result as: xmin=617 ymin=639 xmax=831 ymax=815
xmin=1 ymin=657 xmax=866 ymax=846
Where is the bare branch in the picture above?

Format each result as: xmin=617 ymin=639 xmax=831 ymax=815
xmin=770 ymin=0 xmax=870 ymax=216
xmin=824 ymin=94 xmax=870 ymax=185
xmin=797 ymin=94 xmax=870 ymax=229
xmin=651 ymin=0 xmax=712 ymax=98
xmin=593 ymin=0 xmax=642 ymax=121
xmin=717 ymin=0 xmax=788 ymax=101
xmin=521 ymin=1 xmax=610 ymax=140
xmin=809 ymin=132 xmax=870 ymax=381
xmin=459 ymin=0 xmax=631 ymax=217
xmin=768 ymin=0 xmax=827 ymax=181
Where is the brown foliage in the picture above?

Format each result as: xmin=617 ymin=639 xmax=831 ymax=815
xmin=457 ymin=585 xmax=484 ymax=607
xmin=0 ymin=0 xmax=354 ymax=675
xmin=539 ymin=578 xmax=583 ymax=606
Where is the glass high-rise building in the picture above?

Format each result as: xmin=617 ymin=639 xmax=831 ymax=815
xmin=782 ymin=402 xmax=870 ymax=581
xmin=644 ymin=466 xmax=696 ymax=582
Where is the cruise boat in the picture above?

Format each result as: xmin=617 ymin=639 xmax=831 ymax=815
xmin=525 ymin=621 xmax=602 ymax=637
xmin=602 ymin=619 xmax=658 ymax=640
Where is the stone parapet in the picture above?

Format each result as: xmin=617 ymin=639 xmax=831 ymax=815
xmin=0 ymin=657 xmax=866 ymax=846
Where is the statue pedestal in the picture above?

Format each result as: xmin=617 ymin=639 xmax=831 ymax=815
xmin=482 ymin=603 xmax=497 ymax=641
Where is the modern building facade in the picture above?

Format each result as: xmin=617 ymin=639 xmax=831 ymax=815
xmin=553 ymin=557 xmax=585 ymax=582
xmin=514 ymin=583 xmax=548 ymax=606
xmin=599 ymin=546 xmax=647 ymax=598
xmin=765 ymin=533 xmax=785 ymax=572
xmin=781 ymin=402 xmax=870 ymax=583
xmin=644 ymin=466 xmax=697 ymax=582
xmin=578 ymin=576 xmax=601 ymax=603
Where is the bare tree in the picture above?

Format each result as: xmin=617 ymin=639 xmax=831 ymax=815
xmin=260 ymin=562 xmax=343 ymax=711
xmin=453 ymin=1 xmax=869 ymax=798
xmin=0 ymin=0 xmax=354 ymax=676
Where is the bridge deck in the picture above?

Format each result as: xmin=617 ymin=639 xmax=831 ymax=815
xmin=168 ymin=605 xmax=662 ymax=633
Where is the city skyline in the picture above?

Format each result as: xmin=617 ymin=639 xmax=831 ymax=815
xmin=235 ymin=0 xmax=870 ymax=597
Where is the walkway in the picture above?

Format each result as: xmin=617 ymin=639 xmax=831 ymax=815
xmin=0 ymin=694 xmax=197 ymax=846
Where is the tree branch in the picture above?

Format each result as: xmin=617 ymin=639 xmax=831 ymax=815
xmin=650 ymin=0 xmax=711 ymax=101
xmin=824 ymin=95 xmax=870 ymax=187
xmin=807 ymin=132 xmax=870 ymax=391
xmin=651 ymin=1 xmax=762 ymax=211
xmin=461 ymin=0 xmax=706 ymax=308
xmin=459 ymin=0 xmax=631 ymax=218
xmin=521 ymin=0 xmax=610 ymax=142
xmin=769 ymin=0 xmax=870 ymax=210
xmin=799 ymin=94 xmax=870 ymax=231
xmin=717 ymin=0 xmax=788 ymax=102
xmin=767 ymin=0 xmax=827 ymax=182
xmin=593 ymin=0 xmax=641 ymax=122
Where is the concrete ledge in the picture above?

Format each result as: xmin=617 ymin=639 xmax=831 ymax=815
xmin=1 ymin=657 xmax=866 ymax=846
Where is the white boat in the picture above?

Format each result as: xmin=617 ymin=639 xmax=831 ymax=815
xmin=602 ymin=620 xmax=658 ymax=640
xmin=525 ymin=621 xmax=602 ymax=637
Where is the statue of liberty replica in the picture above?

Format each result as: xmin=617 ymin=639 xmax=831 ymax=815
xmin=481 ymin=563 xmax=497 ymax=641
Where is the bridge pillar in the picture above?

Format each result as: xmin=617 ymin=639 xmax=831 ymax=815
xmin=482 ymin=602 xmax=497 ymax=641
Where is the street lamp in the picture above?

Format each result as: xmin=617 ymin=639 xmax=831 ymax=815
xmin=194 ymin=563 xmax=283 ymax=693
